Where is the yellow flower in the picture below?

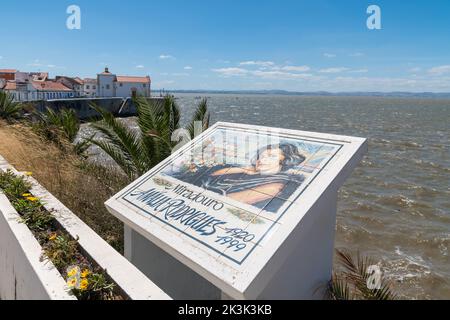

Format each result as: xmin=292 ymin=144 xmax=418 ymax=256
xmin=67 ymin=277 xmax=78 ymax=289
xmin=81 ymin=269 xmax=91 ymax=278
xmin=26 ymin=197 xmax=39 ymax=202
xmin=49 ymin=233 xmax=57 ymax=241
xmin=79 ymin=279 xmax=89 ymax=291
xmin=22 ymin=193 xmax=31 ymax=197
xmin=67 ymin=267 xmax=80 ymax=278
xmin=24 ymin=172 xmax=33 ymax=176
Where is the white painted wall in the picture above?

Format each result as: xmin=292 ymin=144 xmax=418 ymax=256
xmin=0 ymin=191 xmax=74 ymax=300
xmin=0 ymin=155 xmax=171 ymax=300
xmin=83 ymin=81 xmax=97 ymax=97
xmin=115 ymin=81 xmax=150 ymax=98
xmin=97 ymin=74 xmax=116 ymax=97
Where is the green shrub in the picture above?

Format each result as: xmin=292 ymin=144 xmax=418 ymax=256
xmin=0 ymin=91 xmax=23 ymax=121
xmin=34 ymin=107 xmax=80 ymax=142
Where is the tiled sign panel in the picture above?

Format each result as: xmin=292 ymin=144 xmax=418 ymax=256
xmin=117 ymin=126 xmax=342 ymax=264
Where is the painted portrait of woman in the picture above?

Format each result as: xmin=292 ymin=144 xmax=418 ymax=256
xmin=172 ymin=143 xmax=307 ymax=213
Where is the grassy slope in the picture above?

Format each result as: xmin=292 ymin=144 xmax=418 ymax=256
xmin=0 ymin=120 xmax=127 ymax=252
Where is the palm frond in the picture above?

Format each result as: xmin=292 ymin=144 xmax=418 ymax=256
xmin=186 ymin=98 xmax=210 ymax=138
xmin=88 ymin=95 xmax=210 ymax=179
xmin=90 ymin=103 xmax=150 ymax=174
xmin=327 ymin=273 xmax=353 ymax=300
xmin=34 ymin=107 xmax=80 ymax=142
xmin=88 ymin=138 xmax=136 ymax=179
xmin=60 ymin=108 xmax=80 ymax=142
xmin=134 ymin=95 xmax=179 ymax=164
xmin=334 ymin=249 xmax=397 ymax=300
xmin=0 ymin=91 xmax=23 ymax=121
xmin=74 ymin=133 xmax=94 ymax=156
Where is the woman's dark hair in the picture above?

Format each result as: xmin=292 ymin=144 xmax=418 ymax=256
xmin=251 ymin=143 xmax=306 ymax=172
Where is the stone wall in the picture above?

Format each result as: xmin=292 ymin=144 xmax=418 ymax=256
xmin=30 ymin=97 xmax=163 ymax=120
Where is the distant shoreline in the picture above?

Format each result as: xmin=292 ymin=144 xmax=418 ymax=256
xmin=154 ymin=89 xmax=450 ymax=99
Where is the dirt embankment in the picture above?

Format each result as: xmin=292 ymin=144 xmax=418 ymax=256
xmin=0 ymin=121 xmax=126 ymax=252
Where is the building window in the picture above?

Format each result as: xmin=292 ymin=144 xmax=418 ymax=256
xmin=93 ymin=86 xmax=96 ymax=89
xmin=86 ymin=85 xmax=90 ymax=89
xmin=119 ymin=83 xmax=123 ymax=87
xmin=106 ymin=84 xmax=110 ymax=90
xmin=143 ymin=84 xmax=146 ymax=88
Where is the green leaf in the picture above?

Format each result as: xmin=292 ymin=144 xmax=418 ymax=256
xmin=0 ymin=90 xmax=23 ymax=121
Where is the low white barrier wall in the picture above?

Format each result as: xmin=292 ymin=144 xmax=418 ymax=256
xmin=0 ymin=191 xmax=74 ymax=300
xmin=0 ymin=155 xmax=171 ymax=300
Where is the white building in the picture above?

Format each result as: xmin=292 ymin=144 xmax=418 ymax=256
xmin=0 ymin=69 xmax=36 ymax=101
xmin=55 ymin=76 xmax=84 ymax=97
xmin=83 ymin=78 xmax=97 ymax=97
xmin=97 ymin=67 xmax=151 ymax=98
xmin=1 ymin=67 xmax=151 ymax=101
xmin=31 ymin=81 xmax=75 ymax=100
xmin=0 ymin=69 xmax=77 ymax=101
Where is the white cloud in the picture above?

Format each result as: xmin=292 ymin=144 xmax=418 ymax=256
xmin=0 ymin=56 xmax=3 ymax=60
xmin=318 ymin=76 xmax=450 ymax=92
xmin=239 ymin=60 xmax=275 ymax=67
xmin=323 ymin=53 xmax=336 ymax=58
xmin=184 ymin=66 xmax=193 ymax=70
xmin=279 ymin=65 xmax=311 ymax=72
xmin=159 ymin=80 xmax=175 ymax=85
xmin=319 ymin=67 xmax=349 ymax=73
xmin=409 ymin=67 xmax=421 ymax=73
xmin=135 ymin=65 xmax=145 ymax=69
xmin=159 ymin=54 xmax=175 ymax=60
xmin=28 ymin=59 xmax=43 ymax=67
xmin=349 ymin=52 xmax=364 ymax=57
xmin=252 ymin=70 xmax=312 ymax=80
xmin=350 ymin=69 xmax=369 ymax=73
xmin=47 ymin=64 xmax=56 ymax=68
xmin=212 ymin=67 xmax=249 ymax=76
xmin=212 ymin=66 xmax=313 ymax=80
xmin=172 ymin=73 xmax=189 ymax=77
xmin=428 ymin=65 xmax=450 ymax=75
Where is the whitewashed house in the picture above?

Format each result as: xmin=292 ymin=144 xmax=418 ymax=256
xmin=97 ymin=67 xmax=151 ymax=98
xmin=83 ymin=78 xmax=97 ymax=97
xmin=55 ymin=76 xmax=84 ymax=97
xmin=31 ymin=81 xmax=74 ymax=100
xmin=0 ymin=71 xmax=36 ymax=101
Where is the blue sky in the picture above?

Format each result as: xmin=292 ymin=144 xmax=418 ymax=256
xmin=1 ymin=0 xmax=449 ymax=92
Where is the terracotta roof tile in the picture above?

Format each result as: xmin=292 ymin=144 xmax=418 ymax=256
xmin=0 ymin=69 xmax=17 ymax=73
xmin=32 ymin=81 xmax=73 ymax=91
xmin=73 ymin=77 xmax=84 ymax=85
xmin=3 ymin=81 xmax=17 ymax=90
xmin=116 ymin=76 xmax=151 ymax=83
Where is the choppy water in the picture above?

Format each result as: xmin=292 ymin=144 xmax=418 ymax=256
xmin=80 ymin=93 xmax=450 ymax=299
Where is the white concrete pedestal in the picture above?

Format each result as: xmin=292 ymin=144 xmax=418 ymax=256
xmin=106 ymin=122 xmax=367 ymax=300
xmin=124 ymin=225 xmax=222 ymax=300
xmin=124 ymin=190 xmax=338 ymax=300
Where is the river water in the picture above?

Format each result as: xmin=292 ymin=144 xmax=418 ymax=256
xmin=79 ymin=93 xmax=450 ymax=299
